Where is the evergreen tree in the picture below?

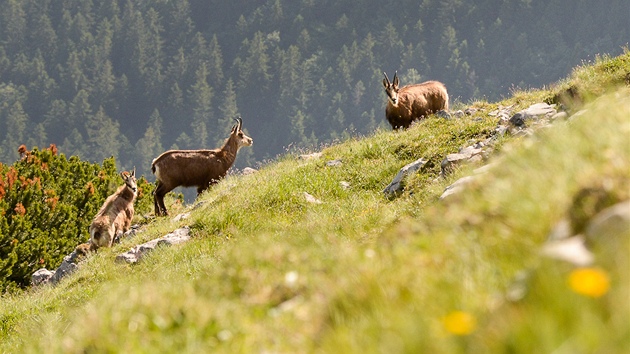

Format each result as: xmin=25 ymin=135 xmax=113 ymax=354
xmin=134 ymin=108 xmax=164 ymax=176
xmin=85 ymin=107 xmax=120 ymax=163
xmin=0 ymin=0 xmax=27 ymax=55
xmin=188 ymin=62 xmax=213 ymax=147
xmin=1 ymin=102 xmax=29 ymax=161
xmin=217 ymin=78 xmax=240 ymax=141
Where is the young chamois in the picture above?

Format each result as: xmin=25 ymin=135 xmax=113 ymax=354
xmin=151 ymin=117 xmax=253 ymax=216
xmin=89 ymin=169 xmax=137 ymax=251
xmin=382 ymin=71 xmax=449 ymax=129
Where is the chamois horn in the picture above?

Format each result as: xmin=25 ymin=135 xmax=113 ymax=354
xmin=383 ymin=71 xmax=391 ymax=85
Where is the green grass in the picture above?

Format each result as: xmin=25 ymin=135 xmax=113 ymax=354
xmin=1 ymin=50 xmax=629 ymax=353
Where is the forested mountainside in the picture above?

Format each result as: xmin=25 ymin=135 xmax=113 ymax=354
xmin=0 ymin=0 xmax=628 ymax=175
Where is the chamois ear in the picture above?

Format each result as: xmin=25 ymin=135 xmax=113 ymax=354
xmin=382 ymin=72 xmax=391 ymax=88
xmin=131 ymin=167 xmax=136 ymax=177
xmin=393 ymin=71 xmax=399 ymax=88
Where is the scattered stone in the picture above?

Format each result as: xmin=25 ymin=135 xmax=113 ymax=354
xmin=550 ymin=111 xmax=568 ymax=121
xmin=31 ymin=268 xmax=55 ymax=286
xmin=584 ymin=200 xmax=630 ymax=243
xmin=303 ymin=192 xmax=323 ymax=204
xmin=464 ymin=108 xmax=478 ymax=115
xmin=383 ymin=158 xmax=428 ymax=198
xmin=547 ymin=219 xmax=573 ymax=241
xmin=116 ymin=227 xmax=192 ymax=264
xmin=435 ymin=110 xmax=451 ymax=119
xmin=509 ymin=112 xmax=527 ymax=127
xmin=172 ymin=212 xmax=191 ymax=222
xmin=521 ymin=102 xmax=557 ymax=118
xmin=440 ymin=175 xmax=476 ymax=199
xmin=509 ymin=103 xmax=557 ymax=128
xmin=326 ymin=159 xmax=343 ymax=167
xmin=541 ymin=236 xmax=594 ymax=266
xmin=32 ymin=248 xmax=85 ymax=286
xmin=488 ymin=104 xmax=514 ymax=124
xmin=298 ymin=152 xmax=322 ymax=160
xmin=441 ymin=145 xmax=486 ymax=177
xmin=242 ymin=167 xmax=258 ymax=175
xmin=452 ymin=110 xmax=465 ymax=118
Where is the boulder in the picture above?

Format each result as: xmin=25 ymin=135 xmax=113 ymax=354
xmin=116 ymin=227 xmax=192 ymax=264
xmin=383 ymin=158 xmax=428 ymax=198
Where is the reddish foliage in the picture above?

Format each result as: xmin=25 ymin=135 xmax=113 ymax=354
xmin=14 ymin=203 xmax=26 ymax=216
xmin=6 ymin=167 xmax=17 ymax=189
xmin=19 ymin=176 xmax=29 ymax=189
xmin=85 ymin=181 xmax=95 ymax=195
xmin=48 ymin=144 xmax=58 ymax=155
xmin=47 ymin=196 xmax=59 ymax=210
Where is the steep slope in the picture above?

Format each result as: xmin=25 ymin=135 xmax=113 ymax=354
xmin=0 ymin=52 xmax=628 ymax=353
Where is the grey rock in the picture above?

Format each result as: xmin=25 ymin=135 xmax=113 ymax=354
xmin=172 ymin=212 xmax=191 ymax=222
xmin=303 ymin=192 xmax=323 ymax=204
xmin=440 ymin=175 xmax=476 ymax=199
xmin=32 ymin=268 xmax=55 ymax=286
xmin=441 ymin=146 xmax=485 ymax=177
xmin=541 ymin=236 xmax=594 ymax=266
xmin=326 ymin=159 xmax=343 ymax=167
xmin=585 ymin=200 xmax=630 ymax=242
xmin=116 ymin=227 xmax=192 ymax=264
xmin=550 ymin=111 xmax=568 ymax=121
xmin=242 ymin=167 xmax=258 ymax=175
xmin=509 ymin=103 xmax=557 ymax=127
xmin=435 ymin=110 xmax=451 ymax=119
xmin=464 ymin=108 xmax=478 ymax=115
xmin=521 ymin=102 xmax=556 ymax=117
xmin=509 ymin=112 xmax=527 ymax=127
xmin=452 ymin=110 xmax=465 ymax=118
xmin=383 ymin=158 xmax=428 ymax=198
xmin=298 ymin=152 xmax=322 ymax=160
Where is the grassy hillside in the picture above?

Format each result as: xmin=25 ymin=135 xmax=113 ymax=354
xmin=1 ymin=52 xmax=629 ymax=353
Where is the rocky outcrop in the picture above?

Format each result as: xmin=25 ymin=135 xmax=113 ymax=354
xmin=31 ymin=225 xmax=192 ymax=287
xmin=116 ymin=227 xmax=191 ymax=264
xmin=382 ymin=158 xmax=428 ymax=198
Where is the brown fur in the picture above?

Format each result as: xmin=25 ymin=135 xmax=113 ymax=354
xmin=151 ymin=118 xmax=253 ymax=216
xmin=383 ymin=72 xmax=449 ymax=129
xmin=89 ymin=170 xmax=137 ymax=251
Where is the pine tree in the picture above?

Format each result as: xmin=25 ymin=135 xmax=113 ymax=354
xmin=1 ymin=102 xmax=29 ymax=161
xmin=134 ymin=109 xmax=164 ymax=176
xmin=85 ymin=107 xmax=121 ymax=163
xmin=188 ymin=63 xmax=213 ymax=147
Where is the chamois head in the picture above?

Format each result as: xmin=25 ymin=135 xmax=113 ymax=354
xmin=231 ymin=117 xmax=253 ymax=149
xmin=121 ymin=168 xmax=137 ymax=195
xmin=382 ymin=71 xmax=401 ymax=105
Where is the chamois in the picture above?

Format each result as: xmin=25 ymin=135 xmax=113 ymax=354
xmin=151 ymin=117 xmax=253 ymax=216
xmin=382 ymin=71 xmax=449 ymax=129
xmin=89 ymin=169 xmax=137 ymax=251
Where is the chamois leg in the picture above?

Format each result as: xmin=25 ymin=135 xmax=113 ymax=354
xmin=196 ymin=186 xmax=208 ymax=198
xmin=153 ymin=181 xmax=170 ymax=216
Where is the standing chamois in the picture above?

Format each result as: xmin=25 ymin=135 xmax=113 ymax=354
xmin=89 ymin=169 xmax=137 ymax=251
xmin=382 ymin=71 xmax=449 ymax=129
xmin=151 ymin=117 xmax=253 ymax=216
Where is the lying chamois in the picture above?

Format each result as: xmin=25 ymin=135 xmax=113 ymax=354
xmin=382 ymin=71 xmax=449 ymax=129
xmin=89 ymin=169 xmax=137 ymax=251
xmin=151 ymin=117 xmax=253 ymax=216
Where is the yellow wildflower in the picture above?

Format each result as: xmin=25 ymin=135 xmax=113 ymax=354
xmin=442 ymin=311 xmax=477 ymax=336
xmin=568 ymin=267 xmax=610 ymax=298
